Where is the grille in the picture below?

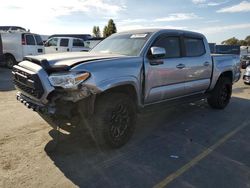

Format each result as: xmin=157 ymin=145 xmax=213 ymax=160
xmin=13 ymin=67 xmax=44 ymax=99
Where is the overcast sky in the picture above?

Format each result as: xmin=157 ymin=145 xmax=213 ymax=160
xmin=1 ymin=0 xmax=250 ymax=43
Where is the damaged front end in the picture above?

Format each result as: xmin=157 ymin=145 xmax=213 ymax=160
xmin=13 ymin=63 xmax=99 ymax=123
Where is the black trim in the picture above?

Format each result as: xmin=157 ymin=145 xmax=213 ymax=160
xmin=12 ymin=67 xmax=44 ymax=99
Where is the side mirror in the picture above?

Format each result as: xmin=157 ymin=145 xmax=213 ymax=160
xmin=150 ymin=47 xmax=166 ymax=58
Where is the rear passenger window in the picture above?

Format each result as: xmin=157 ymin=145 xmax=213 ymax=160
xmin=184 ymin=37 xmax=205 ymax=57
xmin=152 ymin=36 xmax=181 ymax=58
xmin=60 ymin=39 xmax=69 ymax=47
xmin=25 ymin=35 xmax=35 ymax=45
xmin=73 ymin=39 xmax=85 ymax=47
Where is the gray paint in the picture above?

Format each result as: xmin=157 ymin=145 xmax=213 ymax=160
xmin=13 ymin=29 xmax=241 ymax=108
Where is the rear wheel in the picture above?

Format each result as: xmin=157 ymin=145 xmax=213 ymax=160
xmin=87 ymin=93 xmax=136 ymax=149
xmin=5 ymin=55 xmax=16 ymax=69
xmin=207 ymin=77 xmax=232 ymax=109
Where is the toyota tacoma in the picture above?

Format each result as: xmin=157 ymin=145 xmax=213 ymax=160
xmin=12 ymin=29 xmax=241 ymax=148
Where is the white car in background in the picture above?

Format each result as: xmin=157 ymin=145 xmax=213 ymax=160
xmin=44 ymin=37 xmax=89 ymax=54
xmin=1 ymin=30 xmax=44 ymax=68
xmin=84 ymin=38 xmax=103 ymax=49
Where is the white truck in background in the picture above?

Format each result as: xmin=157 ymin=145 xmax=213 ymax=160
xmin=0 ymin=27 xmax=44 ymax=68
xmin=44 ymin=37 xmax=89 ymax=54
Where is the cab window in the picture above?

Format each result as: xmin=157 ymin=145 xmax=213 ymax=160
xmin=184 ymin=37 xmax=205 ymax=57
xmin=34 ymin=35 xmax=43 ymax=46
xmin=46 ymin=38 xmax=58 ymax=47
xmin=151 ymin=36 xmax=181 ymax=58
xmin=60 ymin=38 xmax=69 ymax=47
xmin=25 ymin=35 xmax=35 ymax=45
xmin=73 ymin=39 xmax=85 ymax=47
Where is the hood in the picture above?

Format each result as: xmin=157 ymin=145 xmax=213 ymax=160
xmin=24 ymin=52 xmax=128 ymax=71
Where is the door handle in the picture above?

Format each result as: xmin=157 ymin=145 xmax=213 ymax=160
xmin=176 ymin=64 xmax=185 ymax=69
xmin=204 ymin=62 xmax=210 ymax=66
xmin=67 ymin=48 xmax=69 ymax=52
xmin=55 ymin=48 xmax=58 ymax=51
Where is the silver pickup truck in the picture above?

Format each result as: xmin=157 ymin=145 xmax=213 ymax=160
xmin=12 ymin=29 xmax=241 ymax=149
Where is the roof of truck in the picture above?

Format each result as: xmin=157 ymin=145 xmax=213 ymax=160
xmin=118 ymin=28 xmax=205 ymax=38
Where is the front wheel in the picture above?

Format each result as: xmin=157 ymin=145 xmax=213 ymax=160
xmin=88 ymin=93 xmax=136 ymax=149
xmin=207 ymin=77 xmax=232 ymax=109
xmin=5 ymin=55 xmax=16 ymax=69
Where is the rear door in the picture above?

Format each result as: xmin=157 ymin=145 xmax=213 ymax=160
xmin=34 ymin=35 xmax=44 ymax=55
xmin=22 ymin=34 xmax=37 ymax=56
xmin=144 ymin=34 xmax=187 ymax=104
xmin=71 ymin=38 xmax=88 ymax=52
xmin=58 ymin=38 xmax=70 ymax=52
xmin=182 ymin=36 xmax=212 ymax=94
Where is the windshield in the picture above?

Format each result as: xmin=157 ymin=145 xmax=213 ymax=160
xmin=91 ymin=33 xmax=151 ymax=56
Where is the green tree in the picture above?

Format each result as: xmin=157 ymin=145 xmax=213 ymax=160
xmin=238 ymin=40 xmax=247 ymax=46
xmin=221 ymin=37 xmax=239 ymax=45
xmin=245 ymin=35 xmax=250 ymax=45
xmin=92 ymin=26 xmax=101 ymax=37
xmin=103 ymin=26 xmax=108 ymax=38
xmin=103 ymin=19 xmax=117 ymax=38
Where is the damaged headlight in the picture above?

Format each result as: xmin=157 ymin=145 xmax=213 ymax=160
xmin=48 ymin=72 xmax=90 ymax=89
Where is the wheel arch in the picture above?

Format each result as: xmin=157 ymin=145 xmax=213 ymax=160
xmin=219 ymin=71 xmax=233 ymax=82
xmin=3 ymin=52 xmax=16 ymax=61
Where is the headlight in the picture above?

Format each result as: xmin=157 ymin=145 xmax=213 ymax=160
xmin=48 ymin=72 xmax=90 ymax=89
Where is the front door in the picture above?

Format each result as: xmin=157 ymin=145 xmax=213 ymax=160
xmin=144 ymin=35 xmax=187 ymax=104
xmin=34 ymin=35 xmax=44 ymax=55
xmin=23 ymin=34 xmax=37 ymax=56
xmin=44 ymin=38 xmax=58 ymax=54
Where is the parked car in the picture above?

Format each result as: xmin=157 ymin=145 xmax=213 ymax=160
xmin=240 ymin=46 xmax=250 ymax=59
xmin=243 ymin=65 xmax=250 ymax=85
xmin=240 ymin=55 xmax=250 ymax=69
xmin=1 ymin=29 xmax=44 ymax=68
xmin=12 ymin=29 xmax=241 ymax=149
xmin=84 ymin=38 xmax=104 ymax=49
xmin=48 ymin=34 xmax=91 ymax=41
xmin=44 ymin=37 xmax=89 ymax=54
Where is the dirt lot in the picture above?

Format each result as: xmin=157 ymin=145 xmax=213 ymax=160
xmin=0 ymin=67 xmax=250 ymax=188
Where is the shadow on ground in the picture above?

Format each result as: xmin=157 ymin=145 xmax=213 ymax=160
xmin=0 ymin=67 xmax=15 ymax=91
xmin=44 ymin=97 xmax=250 ymax=188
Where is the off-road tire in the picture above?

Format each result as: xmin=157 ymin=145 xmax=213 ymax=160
xmin=207 ymin=77 xmax=232 ymax=109
xmin=87 ymin=93 xmax=136 ymax=149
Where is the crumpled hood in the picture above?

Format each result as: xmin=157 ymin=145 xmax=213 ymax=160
xmin=25 ymin=52 xmax=128 ymax=69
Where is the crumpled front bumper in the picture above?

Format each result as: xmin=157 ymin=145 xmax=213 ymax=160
xmin=16 ymin=92 xmax=56 ymax=114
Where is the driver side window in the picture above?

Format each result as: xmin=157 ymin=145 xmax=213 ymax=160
xmin=150 ymin=36 xmax=181 ymax=58
xmin=46 ymin=38 xmax=58 ymax=47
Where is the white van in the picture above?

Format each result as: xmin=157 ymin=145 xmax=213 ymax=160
xmin=1 ymin=31 xmax=44 ymax=68
xmin=44 ymin=37 xmax=89 ymax=54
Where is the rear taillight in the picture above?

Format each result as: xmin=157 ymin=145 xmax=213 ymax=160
xmin=21 ymin=34 xmax=26 ymax=45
